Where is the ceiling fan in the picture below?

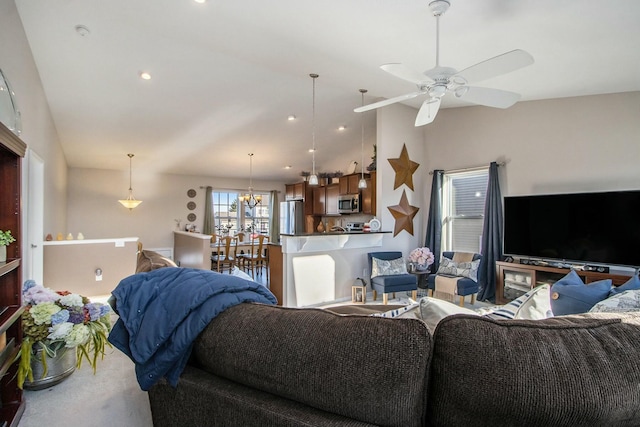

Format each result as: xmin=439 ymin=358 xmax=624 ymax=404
xmin=354 ymin=0 xmax=534 ymax=126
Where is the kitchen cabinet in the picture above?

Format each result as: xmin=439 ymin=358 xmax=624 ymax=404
xmin=361 ymin=171 xmax=376 ymax=215
xmin=325 ymin=184 xmax=339 ymax=215
xmin=339 ymin=173 xmax=362 ymax=195
xmin=0 ymin=122 xmax=26 ymax=426
xmin=312 ymin=184 xmax=339 ymax=216
xmin=285 ymin=182 xmax=314 ymax=215
xmin=312 ymin=186 xmax=326 ymax=215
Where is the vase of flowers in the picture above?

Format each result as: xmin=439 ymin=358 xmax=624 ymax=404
xmin=409 ymin=247 xmax=435 ymax=272
xmin=0 ymin=229 xmax=16 ymax=263
xmin=18 ymin=280 xmax=113 ymax=390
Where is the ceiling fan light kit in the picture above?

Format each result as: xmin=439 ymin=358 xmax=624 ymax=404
xmin=355 ymin=0 xmax=534 ymax=126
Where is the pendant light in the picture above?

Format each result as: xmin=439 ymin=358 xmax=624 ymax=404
xmin=308 ymin=73 xmax=319 ymax=186
xmin=118 ymin=153 xmax=142 ymax=210
xmin=358 ymin=89 xmax=368 ymax=189
xmin=238 ymin=153 xmax=262 ymax=209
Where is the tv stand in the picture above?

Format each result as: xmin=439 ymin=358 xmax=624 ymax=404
xmin=496 ymin=261 xmax=631 ymax=305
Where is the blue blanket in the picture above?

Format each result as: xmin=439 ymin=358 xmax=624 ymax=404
xmin=108 ymin=267 xmax=277 ymax=390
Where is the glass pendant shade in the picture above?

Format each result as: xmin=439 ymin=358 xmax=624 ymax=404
xmin=308 ymin=174 xmax=318 ymax=186
xmin=118 ymin=153 xmax=142 ymax=210
xmin=358 ymin=178 xmax=367 ymax=189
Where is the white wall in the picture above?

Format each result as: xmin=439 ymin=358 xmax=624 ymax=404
xmin=0 ymin=0 xmax=67 ymax=234
xmin=376 ymin=103 xmax=426 ymax=254
xmin=67 ymin=167 xmax=287 ymax=249
xmin=423 ymin=92 xmax=640 ymax=198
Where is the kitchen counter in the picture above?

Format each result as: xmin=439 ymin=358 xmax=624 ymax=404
xmin=280 ymin=231 xmax=390 ymax=237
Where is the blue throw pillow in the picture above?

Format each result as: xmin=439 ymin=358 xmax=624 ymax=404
xmin=550 ymin=270 xmax=612 ymax=315
xmin=609 ymin=274 xmax=640 ymax=296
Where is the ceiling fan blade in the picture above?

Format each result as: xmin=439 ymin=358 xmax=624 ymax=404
xmin=354 ymin=90 xmax=427 ymax=113
xmin=457 ymin=86 xmax=521 ymax=109
xmin=414 ymin=98 xmax=441 ymax=126
xmin=380 ymin=63 xmax=433 ymax=85
xmin=455 ymin=49 xmax=534 ymax=84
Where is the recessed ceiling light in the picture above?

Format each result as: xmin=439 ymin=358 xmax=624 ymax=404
xmin=194 ymin=0 xmax=206 ymax=3
xmin=338 ymin=125 xmax=346 ymax=131
xmin=284 ymin=165 xmax=292 ymax=169
xmin=74 ymin=25 xmax=90 ymax=37
xmin=287 ymin=115 xmax=296 ymax=121
xmin=139 ymin=72 xmax=152 ymax=80
xmin=308 ymin=148 xmax=316 ymax=153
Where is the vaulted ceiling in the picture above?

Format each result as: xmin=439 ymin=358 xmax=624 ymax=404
xmin=14 ymin=0 xmax=640 ymax=181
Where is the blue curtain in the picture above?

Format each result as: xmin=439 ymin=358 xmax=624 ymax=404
xmin=477 ymin=162 xmax=503 ymax=302
xmin=424 ymin=170 xmax=443 ymax=271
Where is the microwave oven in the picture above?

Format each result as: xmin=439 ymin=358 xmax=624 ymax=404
xmin=338 ymin=194 xmax=360 ymax=214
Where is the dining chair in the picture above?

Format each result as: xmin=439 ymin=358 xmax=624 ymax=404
xmin=239 ymin=234 xmax=268 ymax=280
xmin=211 ymin=235 xmax=237 ymax=273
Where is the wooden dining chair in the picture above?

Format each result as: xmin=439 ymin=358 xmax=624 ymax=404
xmin=211 ymin=236 xmax=237 ymax=273
xmin=240 ymin=235 xmax=268 ymax=280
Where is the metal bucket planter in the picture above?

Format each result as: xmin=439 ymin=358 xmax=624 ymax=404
xmin=24 ymin=347 xmax=77 ymax=390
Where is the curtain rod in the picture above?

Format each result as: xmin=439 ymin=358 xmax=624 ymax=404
xmin=429 ymin=161 xmax=505 ymax=175
xmin=198 ymin=186 xmax=281 ymax=193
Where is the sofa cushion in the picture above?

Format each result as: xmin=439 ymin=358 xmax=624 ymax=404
xmin=370 ymin=302 xmax=421 ymax=319
xmin=609 ymin=274 xmax=640 ymax=296
xmin=194 ymin=303 xmax=431 ymax=427
xmin=590 ymin=290 xmax=640 ymax=313
xmin=549 ymin=270 xmax=612 ymax=315
xmin=429 ymin=312 xmax=640 ymax=426
xmin=418 ymin=297 xmax=479 ymax=333
xmin=371 ymin=257 xmax=407 ymax=277
xmin=136 ymin=250 xmax=177 ymax=273
xmin=482 ymin=284 xmax=553 ymax=320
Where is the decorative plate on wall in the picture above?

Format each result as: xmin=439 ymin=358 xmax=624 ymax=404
xmin=187 ymin=189 xmax=197 ymax=198
xmin=187 ymin=213 xmax=196 ymax=222
xmin=187 ymin=201 xmax=196 ymax=210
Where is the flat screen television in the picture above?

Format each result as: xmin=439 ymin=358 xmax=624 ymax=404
xmin=503 ymin=190 xmax=640 ymax=267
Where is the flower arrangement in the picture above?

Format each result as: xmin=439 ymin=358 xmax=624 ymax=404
xmin=409 ymin=247 xmax=435 ymax=268
xmin=0 ymin=229 xmax=16 ymax=246
xmin=17 ymin=280 xmax=112 ymax=389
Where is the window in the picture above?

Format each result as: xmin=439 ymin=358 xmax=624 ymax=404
xmin=442 ymin=169 xmax=488 ymax=253
xmin=213 ymin=190 xmax=270 ymax=235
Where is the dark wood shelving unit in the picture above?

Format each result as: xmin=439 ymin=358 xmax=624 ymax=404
xmin=496 ymin=260 xmax=632 ymax=305
xmin=0 ymin=122 xmax=26 ymax=427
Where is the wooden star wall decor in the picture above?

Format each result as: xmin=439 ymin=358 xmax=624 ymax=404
xmin=387 ymin=189 xmax=420 ymax=237
xmin=388 ymin=144 xmax=420 ymax=190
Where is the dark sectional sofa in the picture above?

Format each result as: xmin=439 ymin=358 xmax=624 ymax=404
xmin=148 ymin=303 xmax=640 ymax=427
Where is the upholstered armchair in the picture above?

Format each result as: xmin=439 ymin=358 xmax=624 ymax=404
xmin=367 ymin=251 xmax=418 ymax=304
xmin=426 ymin=251 xmax=482 ymax=307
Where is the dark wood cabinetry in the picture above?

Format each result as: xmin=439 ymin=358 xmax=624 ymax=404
xmin=496 ymin=261 xmax=632 ymax=305
xmin=312 ymin=184 xmax=340 ymax=216
xmin=0 ymin=122 xmax=26 ymax=426
xmin=339 ymin=174 xmax=361 ymax=195
xmin=285 ymin=182 xmax=314 ymax=215
xmin=361 ymin=171 xmax=376 ymax=215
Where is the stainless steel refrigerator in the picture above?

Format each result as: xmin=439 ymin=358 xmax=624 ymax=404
xmin=280 ymin=200 xmax=305 ymax=235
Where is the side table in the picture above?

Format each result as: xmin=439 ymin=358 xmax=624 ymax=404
xmin=410 ymin=270 xmax=430 ymax=296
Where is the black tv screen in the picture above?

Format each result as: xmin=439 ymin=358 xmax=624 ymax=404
xmin=503 ymin=190 xmax=640 ymax=267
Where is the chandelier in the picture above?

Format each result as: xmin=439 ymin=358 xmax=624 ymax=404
xmin=239 ymin=153 xmax=262 ymax=209
xmin=308 ymin=73 xmax=319 ymax=186
xmin=118 ymin=153 xmax=142 ymax=210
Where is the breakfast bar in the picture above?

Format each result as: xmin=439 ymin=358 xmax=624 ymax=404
xmin=275 ymin=231 xmax=390 ymax=307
